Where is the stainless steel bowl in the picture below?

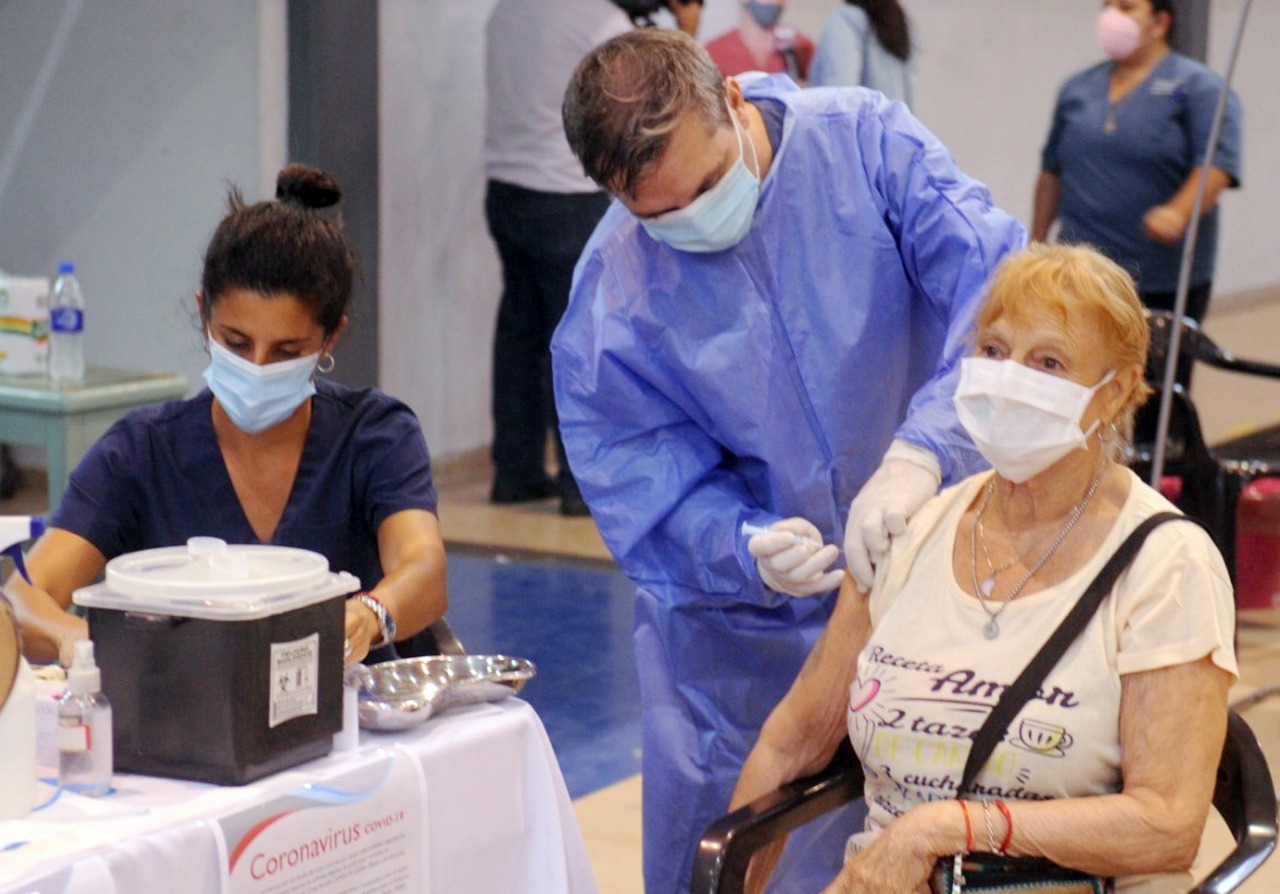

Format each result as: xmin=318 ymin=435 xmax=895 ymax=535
xmin=346 ymin=654 xmax=537 ymax=731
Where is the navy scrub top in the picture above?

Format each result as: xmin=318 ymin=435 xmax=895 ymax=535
xmin=53 ymin=378 xmax=438 ymax=594
xmin=1041 ymin=52 xmax=1243 ymax=292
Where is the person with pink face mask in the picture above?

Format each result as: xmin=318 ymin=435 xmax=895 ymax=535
xmin=1032 ymin=0 xmax=1242 ymax=386
xmin=704 ymin=0 xmax=815 ymax=83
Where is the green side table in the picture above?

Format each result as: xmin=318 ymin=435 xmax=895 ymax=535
xmin=0 ymin=367 xmax=189 ymax=514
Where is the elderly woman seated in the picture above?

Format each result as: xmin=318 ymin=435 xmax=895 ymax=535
xmin=739 ymin=243 xmax=1235 ymax=893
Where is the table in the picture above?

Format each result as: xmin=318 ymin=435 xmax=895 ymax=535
xmin=1 ymin=699 xmax=598 ymax=894
xmin=0 ymin=367 xmax=189 ymax=513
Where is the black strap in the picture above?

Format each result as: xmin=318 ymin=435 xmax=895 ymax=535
xmin=957 ymin=511 xmax=1200 ymax=797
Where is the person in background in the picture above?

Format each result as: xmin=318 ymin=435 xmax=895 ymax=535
xmin=734 ymin=244 xmax=1234 ymax=894
xmin=810 ymin=0 xmax=915 ymax=108
xmin=1033 ymin=0 xmax=1242 ymax=386
xmin=482 ymin=0 xmax=634 ymax=516
xmin=704 ymin=0 xmax=814 ymax=83
xmin=7 ymin=165 xmax=447 ymax=670
xmin=554 ymin=28 xmax=1024 ymax=892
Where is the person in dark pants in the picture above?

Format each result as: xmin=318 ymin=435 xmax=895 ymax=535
xmin=483 ymin=0 xmax=632 ymax=516
xmin=485 ymin=184 xmax=611 ymax=516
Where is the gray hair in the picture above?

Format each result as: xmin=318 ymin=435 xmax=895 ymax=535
xmin=562 ymin=29 xmax=730 ymax=199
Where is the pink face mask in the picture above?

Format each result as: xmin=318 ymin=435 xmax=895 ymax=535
xmin=1097 ymin=7 xmax=1141 ymax=60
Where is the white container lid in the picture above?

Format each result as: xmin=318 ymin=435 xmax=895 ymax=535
xmin=72 ymin=537 xmax=361 ymax=621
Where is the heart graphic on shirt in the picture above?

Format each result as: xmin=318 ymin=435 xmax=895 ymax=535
xmin=848 ymin=677 xmax=880 ymax=714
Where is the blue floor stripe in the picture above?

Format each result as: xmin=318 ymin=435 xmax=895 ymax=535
xmin=443 ymin=551 xmax=640 ymax=798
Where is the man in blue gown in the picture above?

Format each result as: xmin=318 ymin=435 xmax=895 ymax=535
xmin=552 ymin=29 xmax=1024 ymax=892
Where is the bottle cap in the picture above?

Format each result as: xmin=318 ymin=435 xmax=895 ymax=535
xmin=66 ymin=639 xmax=101 ymax=696
xmin=58 ymin=262 xmax=75 ymax=275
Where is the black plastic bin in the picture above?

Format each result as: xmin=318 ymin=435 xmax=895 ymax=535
xmin=74 ymin=539 xmax=358 ymax=785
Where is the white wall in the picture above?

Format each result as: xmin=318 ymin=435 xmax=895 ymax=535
xmin=377 ymin=0 xmax=1280 ymax=461
xmin=0 ymin=0 xmax=283 ymax=395
xmin=2 ymin=1 xmax=1277 ymax=466
xmin=378 ymin=0 xmax=502 ymax=464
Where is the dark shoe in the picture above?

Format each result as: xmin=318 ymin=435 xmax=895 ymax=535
xmin=490 ymin=478 xmax=558 ymax=504
xmin=559 ymin=489 xmax=591 ymax=518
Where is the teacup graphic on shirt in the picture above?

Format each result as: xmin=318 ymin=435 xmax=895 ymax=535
xmin=1009 ymin=718 xmax=1073 ymax=757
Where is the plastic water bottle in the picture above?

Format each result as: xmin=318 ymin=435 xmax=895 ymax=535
xmin=50 ymin=261 xmax=86 ymax=383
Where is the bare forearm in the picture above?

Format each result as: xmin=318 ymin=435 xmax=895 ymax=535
xmin=373 ymin=535 xmax=447 ymax=640
xmin=1165 ymin=166 xmax=1232 ymax=218
xmin=1031 ymin=171 xmax=1060 ymax=243
xmin=968 ymin=660 xmax=1230 ymax=876
xmin=8 ymin=577 xmax=87 ymax=664
xmin=732 ymin=574 xmax=870 ymax=808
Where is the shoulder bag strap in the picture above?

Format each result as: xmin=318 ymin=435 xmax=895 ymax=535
xmin=957 ymin=511 xmax=1200 ymax=797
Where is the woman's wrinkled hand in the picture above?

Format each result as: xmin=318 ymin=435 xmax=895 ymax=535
xmin=821 ymin=810 xmax=942 ymax=894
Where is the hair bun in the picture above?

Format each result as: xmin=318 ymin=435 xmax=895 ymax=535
xmin=275 ymin=164 xmax=342 ymax=209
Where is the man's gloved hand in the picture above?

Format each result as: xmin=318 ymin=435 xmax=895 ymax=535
xmin=843 ymin=441 xmax=941 ymax=591
xmin=747 ymin=517 xmax=843 ymax=597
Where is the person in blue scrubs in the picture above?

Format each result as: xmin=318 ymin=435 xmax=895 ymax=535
xmin=8 ymin=165 xmax=447 ymax=670
xmin=1033 ymin=0 xmax=1242 ymax=342
xmin=554 ymin=29 xmax=1024 ymax=893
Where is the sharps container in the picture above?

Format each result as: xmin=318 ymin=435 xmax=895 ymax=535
xmin=72 ymin=537 xmax=359 ymax=785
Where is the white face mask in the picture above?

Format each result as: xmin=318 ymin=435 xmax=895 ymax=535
xmin=955 ymin=357 xmax=1115 ymax=484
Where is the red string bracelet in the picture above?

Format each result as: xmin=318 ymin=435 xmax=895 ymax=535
xmin=995 ymin=799 xmax=1014 ymax=854
xmin=959 ymin=800 xmax=974 ymax=853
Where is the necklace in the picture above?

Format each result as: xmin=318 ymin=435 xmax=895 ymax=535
xmin=967 ymin=470 xmax=1105 ymax=640
xmin=976 ymin=516 xmax=1028 ymax=591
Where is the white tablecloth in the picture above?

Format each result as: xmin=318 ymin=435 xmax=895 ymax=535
xmin=1 ymin=699 xmax=599 ymax=894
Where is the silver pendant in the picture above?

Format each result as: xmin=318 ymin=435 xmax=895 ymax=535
xmin=983 ymin=619 xmax=1000 ymax=640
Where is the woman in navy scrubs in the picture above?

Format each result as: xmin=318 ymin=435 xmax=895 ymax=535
xmin=1032 ymin=0 xmax=1242 ymax=337
xmin=8 ymin=165 xmax=447 ymax=668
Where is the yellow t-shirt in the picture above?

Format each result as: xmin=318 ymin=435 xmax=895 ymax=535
xmin=845 ymin=469 xmax=1237 ymax=893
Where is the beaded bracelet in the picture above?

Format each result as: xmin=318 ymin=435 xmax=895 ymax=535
xmin=958 ymin=800 xmax=974 ymax=853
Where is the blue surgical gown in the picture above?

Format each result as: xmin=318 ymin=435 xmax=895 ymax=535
xmin=553 ymin=76 xmax=1024 ymax=893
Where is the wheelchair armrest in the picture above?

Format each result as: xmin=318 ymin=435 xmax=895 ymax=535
xmin=691 ymin=739 xmax=865 ymax=894
xmin=1197 ymin=353 xmax=1280 ymax=381
xmin=1193 ymin=710 xmax=1279 ymax=894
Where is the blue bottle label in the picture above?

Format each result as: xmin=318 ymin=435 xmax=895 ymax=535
xmin=51 ymin=307 xmax=84 ymax=333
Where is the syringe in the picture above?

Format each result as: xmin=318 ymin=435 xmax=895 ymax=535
xmin=740 ymin=521 xmax=831 ymax=550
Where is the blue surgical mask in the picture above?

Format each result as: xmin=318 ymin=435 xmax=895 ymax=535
xmin=745 ymin=1 xmax=782 ymax=30
xmin=203 ymin=336 xmax=319 ymax=434
xmin=640 ymin=103 xmax=761 ymax=253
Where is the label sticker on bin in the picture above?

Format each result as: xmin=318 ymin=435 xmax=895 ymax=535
xmin=270 ymin=633 xmax=320 ymax=728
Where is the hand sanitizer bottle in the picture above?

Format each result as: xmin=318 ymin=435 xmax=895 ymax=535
xmin=58 ymin=640 xmax=113 ymax=796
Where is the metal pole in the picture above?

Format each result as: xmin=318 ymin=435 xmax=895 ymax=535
xmin=1149 ymin=0 xmax=1253 ymax=487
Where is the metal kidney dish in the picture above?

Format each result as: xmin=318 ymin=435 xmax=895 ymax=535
xmin=346 ymin=655 xmax=537 ymax=731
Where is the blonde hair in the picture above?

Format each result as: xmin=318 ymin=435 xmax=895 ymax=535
xmin=976 ymin=243 xmax=1153 ymax=457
